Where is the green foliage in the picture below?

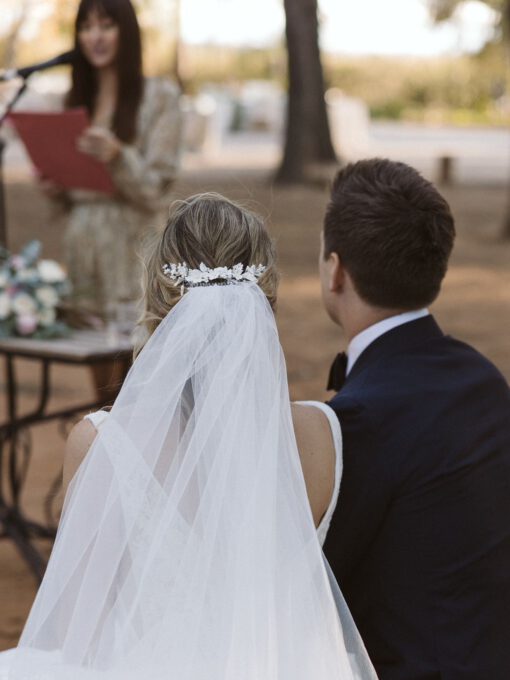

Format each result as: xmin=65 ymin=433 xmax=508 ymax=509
xmin=428 ymin=0 xmax=509 ymax=52
xmin=325 ymin=50 xmax=508 ymax=125
xmin=429 ymin=0 xmax=504 ymax=22
xmin=370 ymin=100 xmax=406 ymax=120
xmin=180 ymin=45 xmax=286 ymax=91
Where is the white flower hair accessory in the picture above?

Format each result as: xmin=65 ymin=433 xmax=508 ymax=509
xmin=162 ymin=262 xmax=267 ymax=293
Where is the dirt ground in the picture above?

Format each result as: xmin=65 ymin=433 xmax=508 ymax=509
xmin=1 ymin=165 xmax=509 ymax=650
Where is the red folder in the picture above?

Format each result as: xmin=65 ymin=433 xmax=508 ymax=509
xmin=9 ymin=108 xmax=115 ymax=195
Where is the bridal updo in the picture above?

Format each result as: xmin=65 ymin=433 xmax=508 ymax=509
xmin=136 ymin=192 xmax=278 ymax=352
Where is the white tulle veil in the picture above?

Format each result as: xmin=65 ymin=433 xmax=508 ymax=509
xmin=0 ymin=283 xmax=376 ymax=679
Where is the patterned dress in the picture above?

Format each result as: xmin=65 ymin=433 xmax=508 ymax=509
xmin=61 ymin=78 xmax=181 ymax=318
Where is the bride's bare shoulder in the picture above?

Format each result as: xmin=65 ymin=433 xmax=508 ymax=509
xmin=63 ymin=418 xmax=97 ymax=492
xmin=291 ymin=403 xmax=336 ymax=527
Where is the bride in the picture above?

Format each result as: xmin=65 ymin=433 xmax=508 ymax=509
xmin=0 ymin=193 xmax=377 ymax=679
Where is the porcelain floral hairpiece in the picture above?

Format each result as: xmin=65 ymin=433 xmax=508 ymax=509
xmin=162 ymin=262 xmax=267 ymax=291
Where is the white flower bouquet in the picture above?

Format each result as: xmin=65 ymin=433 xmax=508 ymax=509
xmin=0 ymin=240 xmax=71 ymax=339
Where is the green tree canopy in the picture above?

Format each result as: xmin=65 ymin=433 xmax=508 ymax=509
xmin=429 ymin=0 xmax=509 ymax=45
xmin=430 ymin=0 xmax=503 ymax=21
xmin=430 ymin=1 xmax=510 ymax=239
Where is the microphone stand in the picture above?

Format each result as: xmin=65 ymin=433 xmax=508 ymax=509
xmin=0 ymin=78 xmax=28 ymax=250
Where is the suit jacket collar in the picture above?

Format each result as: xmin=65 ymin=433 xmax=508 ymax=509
xmin=344 ymin=315 xmax=444 ymax=386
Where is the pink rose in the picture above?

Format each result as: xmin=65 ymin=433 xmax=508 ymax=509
xmin=16 ymin=314 xmax=38 ymax=336
xmin=10 ymin=255 xmax=26 ymax=271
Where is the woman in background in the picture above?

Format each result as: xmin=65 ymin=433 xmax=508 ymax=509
xmin=46 ymin=0 xmax=181 ymax=399
xmin=66 ymin=0 xmax=181 ymax=317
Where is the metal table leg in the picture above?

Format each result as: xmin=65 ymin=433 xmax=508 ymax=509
xmin=0 ymin=353 xmax=129 ymax=582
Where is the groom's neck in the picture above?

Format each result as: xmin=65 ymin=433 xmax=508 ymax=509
xmin=341 ymin=301 xmax=408 ymax=343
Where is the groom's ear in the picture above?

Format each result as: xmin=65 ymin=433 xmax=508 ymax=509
xmin=328 ymin=252 xmax=345 ymax=293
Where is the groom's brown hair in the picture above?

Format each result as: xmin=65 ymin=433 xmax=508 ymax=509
xmin=323 ymin=158 xmax=455 ymax=309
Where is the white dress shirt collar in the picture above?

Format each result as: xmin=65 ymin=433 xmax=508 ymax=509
xmin=346 ymin=308 xmax=430 ymax=375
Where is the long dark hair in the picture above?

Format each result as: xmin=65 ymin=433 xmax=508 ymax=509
xmin=66 ymin=0 xmax=144 ymax=142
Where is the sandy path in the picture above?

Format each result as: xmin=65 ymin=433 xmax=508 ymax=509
xmin=1 ymin=167 xmax=509 ymax=649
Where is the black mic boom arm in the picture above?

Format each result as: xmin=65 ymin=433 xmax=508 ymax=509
xmin=0 ymin=50 xmax=75 ymax=82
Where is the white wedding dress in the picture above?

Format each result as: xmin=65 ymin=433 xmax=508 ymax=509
xmin=0 ymin=283 xmax=376 ymax=679
xmin=83 ymin=399 xmax=342 ymax=549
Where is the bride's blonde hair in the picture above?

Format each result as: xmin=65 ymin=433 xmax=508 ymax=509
xmin=135 ymin=192 xmax=278 ymax=355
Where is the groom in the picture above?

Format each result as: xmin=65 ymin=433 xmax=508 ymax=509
xmin=320 ymin=159 xmax=510 ymax=679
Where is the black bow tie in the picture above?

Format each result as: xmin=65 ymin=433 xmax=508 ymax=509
xmin=327 ymin=352 xmax=348 ymax=392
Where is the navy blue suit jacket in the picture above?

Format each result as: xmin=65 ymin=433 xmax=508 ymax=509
xmin=325 ymin=315 xmax=510 ymax=680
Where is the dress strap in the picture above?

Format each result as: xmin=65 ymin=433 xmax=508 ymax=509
xmin=83 ymin=410 xmax=110 ymax=430
xmin=296 ymin=401 xmax=343 ymax=546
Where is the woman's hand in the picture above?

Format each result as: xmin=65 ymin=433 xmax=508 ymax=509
xmin=77 ymin=126 xmax=122 ymax=163
xmin=38 ymin=175 xmax=67 ymax=200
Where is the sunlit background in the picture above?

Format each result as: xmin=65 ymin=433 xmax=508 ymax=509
xmin=2 ymin=0 xmax=508 ymax=178
xmin=0 ymin=0 xmax=502 ymax=53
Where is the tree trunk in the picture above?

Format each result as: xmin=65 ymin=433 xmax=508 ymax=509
xmin=172 ymin=0 xmax=186 ymax=93
xmin=503 ymin=166 xmax=510 ymax=239
xmin=502 ymin=0 xmax=510 ymax=238
xmin=503 ymin=204 xmax=510 ymax=239
xmin=276 ymin=0 xmax=337 ymax=184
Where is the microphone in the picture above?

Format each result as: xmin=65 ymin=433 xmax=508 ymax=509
xmin=0 ymin=50 xmax=75 ymax=82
